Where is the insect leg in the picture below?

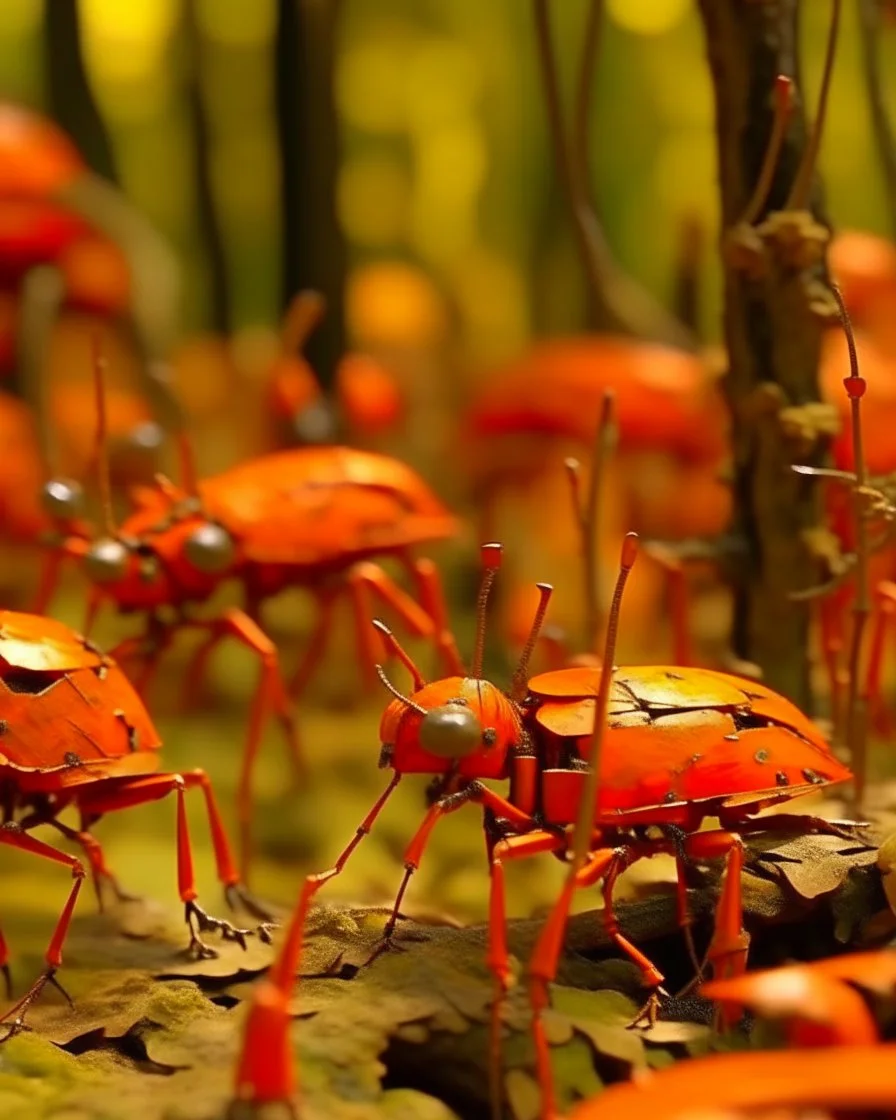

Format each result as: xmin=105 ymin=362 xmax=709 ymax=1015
xmin=864 ymin=580 xmax=896 ymax=736
xmin=643 ymin=545 xmax=693 ymax=665
xmin=351 ymin=561 xmax=434 ymax=638
xmin=0 ymin=823 xmax=85 ymax=1038
xmin=288 ymin=585 xmax=338 ymax=700
xmin=44 ymin=818 xmax=138 ymax=909
xmin=487 ymin=831 xmax=565 ymax=1120
xmin=75 ymin=773 xmax=268 ymax=956
xmin=196 ymin=607 xmax=301 ymax=878
xmin=408 ymin=556 xmax=466 ymax=676
xmin=528 ymin=847 xmax=646 ymax=1119
xmin=684 ymin=829 xmax=749 ymax=1025
xmin=228 ymin=772 xmax=402 ymax=1117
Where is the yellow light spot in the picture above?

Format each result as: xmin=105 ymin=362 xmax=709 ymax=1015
xmin=607 ymin=0 xmax=689 ymax=36
xmin=196 ymin=0 xmax=275 ymax=46
xmin=336 ymin=32 xmax=413 ymax=135
xmin=405 ymin=39 xmax=481 ymax=131
xmin=0 ymin=0 xmax=40 ymax=36
xmin=81 ymin=0 xmax=178 ymax=84
xmin=449 ymin=250 xmax=528 ymax=362
xmin=347 ymin=262 xmax=447 ymax=348
xmin=337 ymin=155 xmax=410 ymax=248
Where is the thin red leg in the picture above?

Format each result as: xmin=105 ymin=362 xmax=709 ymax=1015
xmin=178 ymin=630 xmax=227 ymax=713
xmin=406 ymin=556 xmax=465 ymax=675
xmin=231 ymin=773 xmax=402 ymax=1114
xmin=865 ymin=581 xmax=896 ymax=737
xmin=345 ymin=567 xmax=385 ymax=692
xmin=486 ymin=832 xmax=565 ymax=1120
xmin=819 ymin=591 xmax=848 ymax=742
xmin=645 ymin=547 xmax=692 ymax=665
xmin=0 ymin=824 xmax=85 ymax=1037
xmin=686 ymin=829 xmax=749 ymax=1025
xmin=189 ymin=608 xmax=302 ymax=880
xmin=352 ymin=561 xmax=433 ymax=639
xmin=288 ymin=587 xmax=338 ymax=700
xmin=76 ymin=770 xmax=270 ymax=955
xmin=527 ymin=846 xmax=663 ymax=1120
xmin=46 ymin=819 xmax=137 ymax=909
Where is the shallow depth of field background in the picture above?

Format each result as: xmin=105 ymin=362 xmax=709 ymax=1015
xmin=1 ymin=0 xmax=894 ymax=961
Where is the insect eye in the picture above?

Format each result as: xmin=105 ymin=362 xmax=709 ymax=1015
xmin=419 ymin=705 xmax=483 ymax=759
xmin=40 ymin=478 xmax=85 ymax=521
xmin=84 ymin=537 xmax=129 ymax=584
xmin=183 ymin=522 xmax=235 ymax=574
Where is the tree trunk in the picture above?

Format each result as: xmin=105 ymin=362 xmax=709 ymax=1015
xmin=275 ymin=0 xmax=345 ymax=387
xmin=697 ymin=0 xmax=832 ymax=708
xmin=43 ymin=0 xmax=117 ymax=184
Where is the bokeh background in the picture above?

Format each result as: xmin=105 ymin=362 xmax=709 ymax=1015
xmin=1 ymin=0 xmax=895 ymax=977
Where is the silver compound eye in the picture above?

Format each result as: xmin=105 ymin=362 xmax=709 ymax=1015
xmin=183 ymin=522 xmax=235 ymax=574
xmin=84 ymin=537 xmax=129 ymax=584
xmin=41 ymin=478 xmax=85 ymax=521
xmin=419 ymin=704 xmax=484 ymax=759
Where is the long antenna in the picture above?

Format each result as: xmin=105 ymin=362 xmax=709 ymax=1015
xmin=509 ymin=583 xmax=554 ymax=700
xmin=833 ymin=284 xmax=870 ymax=812
xmin=372 ymin=619 xmax=426 ymax=692
xmin=571 ymin=532 xmax=638 ymax=870
xmin=90 ymin=334 xmax=116 ymax=537
xmin=281 ymin=290 xmax=326 ymax=356
xmin=739 ymin=75 xmax=795 ymax=226
xmin=471 ymin=543 xmax=502 ymax=679
xmin=565 ymin=390 xmax=616 ymax=654
xmin=786 ymin=0 xmax=842 ymax=210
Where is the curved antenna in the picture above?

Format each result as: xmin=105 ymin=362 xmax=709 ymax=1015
xmin=471 ymin=543 xmax=502 ymax=679
xmin=509 ymin=583 xmax=554 ymax=700
xmin=372 ymin=619 xmax=426 ymax=692
xmin=571 ymin=531 xmax=638 ymax=869
xmin=90 ymin=334 xmax=116 ymax=537
xmin=375 ymin=665 xmax=426 ymax=716
xmin=786 ymin=0 xmax=842 ymax=209
xmin=281 ymin=290 xmax=326 ymax=356
xmin=565 ymin=389 xmax=616 ymax=654
xmin=738 ymin=75 xmax=795 ymax=226
xmin=832 ymin=283 xmax=870 ymax=812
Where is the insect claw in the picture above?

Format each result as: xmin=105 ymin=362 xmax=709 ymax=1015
xmin=225 ymin=883 xmax=277 ymax=924
xmin=47 ymin=970 xmax=74 ymax=1009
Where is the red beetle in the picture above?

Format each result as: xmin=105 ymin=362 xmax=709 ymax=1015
xmin=229 ymin=538 xmax=851 ymax=1119
xmin=42 ymin=342 xmax=459 ymax=873
xmin=0 ymin=607 xmax=270 ymax=1037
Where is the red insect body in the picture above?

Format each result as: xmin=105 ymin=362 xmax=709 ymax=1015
xmin=0 ymin=608 xmax=269 ymax=1034
xmin=48 ymin=442 xmax=459 ymax=874
xmin=230 ymin=545 xmax=850 ymax=1118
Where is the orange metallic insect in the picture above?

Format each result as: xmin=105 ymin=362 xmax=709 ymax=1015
xmin=0 ymin=607 xmax=271 ymax=1037
xmin=229 ymin=535 xmax=851 ymax=1119
xmin=43 ymin=341 xmax=458 ymax=872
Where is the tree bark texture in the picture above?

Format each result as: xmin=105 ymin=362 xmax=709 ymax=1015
xmin=697 ymin=0 xmax=832 ymax=708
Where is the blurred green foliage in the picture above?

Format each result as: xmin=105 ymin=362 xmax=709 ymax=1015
xmin=1 ymin=0 xmax=892 ymax=360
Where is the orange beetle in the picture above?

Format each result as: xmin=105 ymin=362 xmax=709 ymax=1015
xmin=0 ymin=607 xmax=271 ymax=1037
xmin=44 ymin=343 xmax=459 ymax=874
xmin=230 ymin=539 xmax=851 ymax=1119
